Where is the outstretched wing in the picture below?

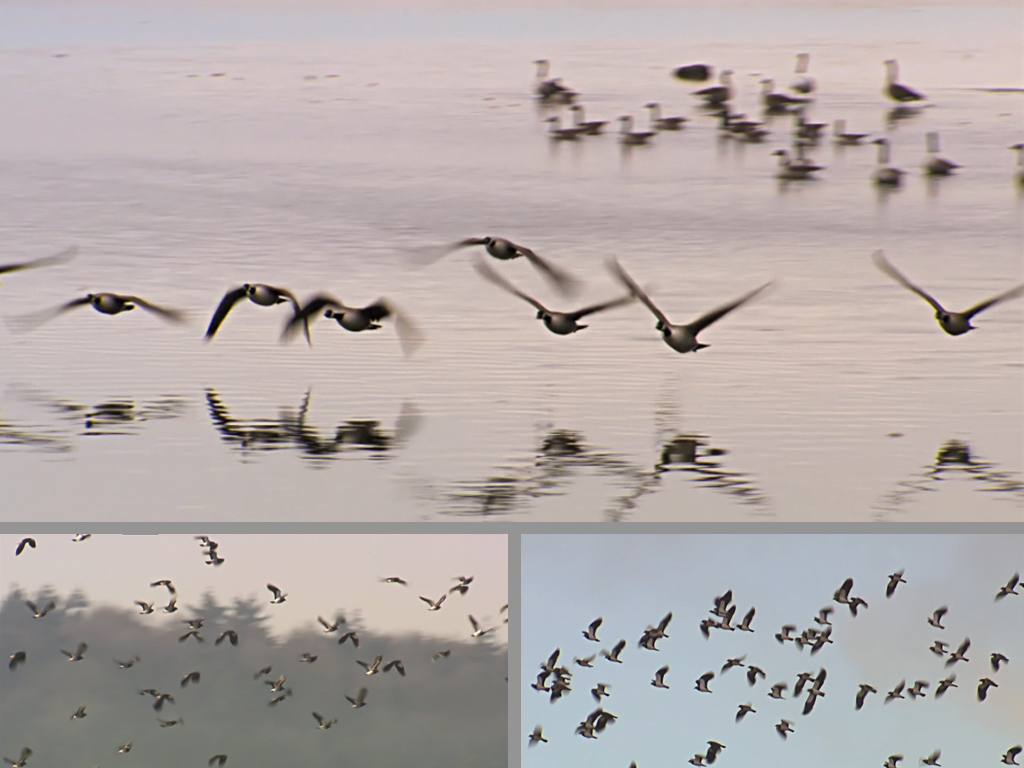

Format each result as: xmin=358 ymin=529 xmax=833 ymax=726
xmin=205 ymin=286 xmax=248 ymax=340
xmin=872 ymin=251 xmax=946 ymax=313
xmin=962 ymin=283 xmax=1024 ymax=321
xmin=473 ymin=258 xmax=549 ymax=313
xmin=124 ymin=296 xmax=186 ymax=323
xmin=282 ymin=293 xmax=345 ymax=342
xmin=607 ymin=258 xmax=671 ymax=327
xmin=518 ymin=245 xmax=581 ymax=296
xmin=688 ymin=282 xmax=773 ymax=336
xmin=0 ymin=246 xmax=78 ymax=275
xmin=6 ymin=296 xmax=92 ymax=333
xmin=571 ymin=293 xmax=636 ymax=321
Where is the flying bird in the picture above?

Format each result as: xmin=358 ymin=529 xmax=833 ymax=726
xmin=318 ymin=616 xmax=344 ymax=633
xmin=746 ymin=665 xmax=766 ymax=686
xmin=583 ymin=617 xmax=603 ymax=642
xmin=695 ymin=671 xmax=714 ymax=693
xmin=162 ymin=597 xmax=179 ymax=613
xmin=216 ymin=631 xmax=238 ymax=646
xmin=885 ymin=679 xmax=906 ymax=702
xmin=117 ymin=743 xmax=132 ymax=754
xmin=608 ymin=258 xmax=771 ymax=354
xmin=873 ymin=251 xmax=1024 ymax=336
xmin=312 ymin=712 xmax=337 ymax=729
xmin=736 ymin=703 xmax=756 ymax=721
xmin=151 ymin=580 xmax=176 ymax=595
xmin=9 ymin=293 xmax=185 ymax=330
xmin=469 ymin=615 xmax=494 ymax=638
xmin=60 ymin=643 xmax=87 ymax=662
xmin=928 ymin=606 xmax=947 ymax=629
xmin=886 ymin=569 xmax=906 ymax=597
xmin=449 ymin=575 xmax=474 ymax=595
xmin=179 ymin=630 xmax=203 ymax=643
xmin=768 ymin=682 xmax=787 ymax=699
xmin=180 ymin=671 xmax=201 ymax=687
xmin=209 ymin=756 xmax=228 ymax=766
xmin=357 ymin=655 xmax=382 ymax=675
xmin=651 ymin=665 xmax=670 ymax=688
xmin=884 ymin=756 xmax=904 ymax=768
xmin=418 ymin=236 xmax=579 ymax=296
xmin=345 ymin=687 xmax=368 ymax=708
xmin=420 ymin=594 xmax=446 ymax=611
xmin=992 ymin=652 xmax=1009 ymax=672
xmin=528 ymin=724 xmax=548 ymax=746
xmin=338 ymin=632 xmax=360 ymax=647
xmin=267 ymin=584 xmax=287 ymax=604
xmin=205 ymin=284 xmax=306 ymax=343
xmin=299 ymin=653 xmax=318 ymax=663
xmin=135 ymin=601 xmax=154 ymax=614
xmin=382 ymin=660 xmax=406 ymax=676
xmin=978 ymin=677 xmax=998 ymax=701
xmin=603 ymin=639 xmax=627 ymax=663
xmin=70 ymin=705 xmax=87 ymax=719
xmin=25 ymin=600 xmax=55 ymax=618
xmin=432 ymin=650 xmax=450 ymax=661
xmin=856 ymin=684 xmax=877 ymax=709
xmin=946 ymin=637 xmax=970 ymax=666
xmin=473 ymin=259 xmax=632 ymax=336
xmin=380 ymin=576 xmax=408 ymax=585
xmin=935 ymin=674 xmax=957 ymax=698
xmin=996 ymin=573 xmax=1020 ymax=599
xmin=281 ymin=293 xmax=422 ymax=356
xmin=775 ymin=719 xmax=794 ymax=739
xmin=706 ymin=741 xmax=726 ymax=764
xmin=115 ymin=656 xmax=140 ymax=668
xmin=737 ymin=607 xmax=756 ymax=632
xmin=921 ymin=749 xmax=941 ymax=766
xmin=8 ymin=652 xmax=27 ymax=671
xmin=1002 ymin=746 xmax=1022 ymax=765
xmin=14 ymin=539 xmax=36 ymax=556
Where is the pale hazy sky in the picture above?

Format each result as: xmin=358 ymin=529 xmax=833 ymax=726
xmin=523 ymin=534 xmax=1023 ymax=767
xmin=1 ymin=533 xmax=508 ymax=641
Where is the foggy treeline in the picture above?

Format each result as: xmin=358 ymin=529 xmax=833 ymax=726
xmin=0 ymin=587 xmax=507 ymax=768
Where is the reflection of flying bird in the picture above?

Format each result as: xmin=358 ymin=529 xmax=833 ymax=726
xmin=608 ymin=258 xmax=771 ymax=354
xmin=873 ymin=251 xmax=1024 ymax=336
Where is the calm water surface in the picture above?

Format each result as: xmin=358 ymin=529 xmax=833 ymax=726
xmin=1 ymin=7 xmax=1022 ymax=520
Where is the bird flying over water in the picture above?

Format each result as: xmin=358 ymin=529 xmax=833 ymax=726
xmin=205 ymin=284 xmax=306 ymax=343
xmin=873 ymin=251 xmax=1024 ymax=336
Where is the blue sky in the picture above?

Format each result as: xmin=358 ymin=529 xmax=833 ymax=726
xmin=522 ymin=534 xmax=1022 ymax=767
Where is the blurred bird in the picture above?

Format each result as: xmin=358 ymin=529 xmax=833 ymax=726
xmin=205 ymin=284 xmax=306 ymax=343
xmin=338 ymin=632 xmax=360 ymax=647
xmin=886 ymin=570 xmax=906 ymax=597
xmin=0 ymin=246 xmax=76 ymax=279
xmin=60 ymin=643 xmax=88 ymax=662
xmin=346 ymin=687 xmax=368 ymax=708
xmin=216 ymin=631 xmax=238 ymax=646
xmin=873 ymin=251 xmax=1024 ymax=335
xmin=14 ymin=539 xmax=36 ymax=556
xmin=8 ymin=652 xmax=27 ymax=671
xmin=312 ymin=712 xmax=337 ymax=729
xmin=180 ymin=671 xmax=201 ymax=687
xmin=883 ymin=59 xmax=925 ymax=103
xmin=528 ymin=724 xmax=548 ymax=746
xmin=9 ymin=293 xmax=185 ymax=331
xmin=267 ymin=584 xmax=287 ymax=604
xmin=25 ymin=600 xmax=55 ymax=618
xmin=420 ymin=594 xmax=446 ymax=611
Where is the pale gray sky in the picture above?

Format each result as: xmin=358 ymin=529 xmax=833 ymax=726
xmin=1 ymin=533 xmax=507 ymax=641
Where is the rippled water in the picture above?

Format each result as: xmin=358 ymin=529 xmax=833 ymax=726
xmin=1 ymin=6 xmax=1022 ymax=520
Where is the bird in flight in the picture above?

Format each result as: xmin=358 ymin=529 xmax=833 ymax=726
xmin=267 ymin=584 xmax=287 ymax=604
xmin=205 ymin=284 xmax=307 ymax=343
xmin=345 ymin=687 xmax=368 ymax=708
xmin=608 ymin=257 xmax=771 ymax=354
xmin=420 ymin=594 xmax=446 ymax=611
xmin=15 ymin=539 xmax=36 ymax=556
xmin=873 ymin=250 xmax=1024 ymax=336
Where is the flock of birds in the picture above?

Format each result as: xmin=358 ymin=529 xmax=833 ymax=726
xmin=526 ymin=569 xmax=1022 ymax=766
xmin=533 ymin=55 xmax=1024 ymax=186
xmin=3 ymin=234 xmax=1022 ymax=358
xmin=5 ymin=535 xmax=507 ymax=767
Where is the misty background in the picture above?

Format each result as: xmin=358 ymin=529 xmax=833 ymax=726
xmin=1 ymin=534 xmax=507 ymax=768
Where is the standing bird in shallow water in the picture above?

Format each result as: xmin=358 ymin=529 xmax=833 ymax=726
xmin=692 ymin=69 xmax=734 ymax=106
xmin=414 ymin=236 xmax=579 ymax=296
xmin=922 ymin=132 xmax=959 ymax=176
xmin=872 ymin=251 xmax=1024 ymax=336
xmin=473 ymin=259 xmax=633 ymax=336
xmin=608 ymin=258 xmax=771 ymax=354
xmin=282 ymin=293 xmax=422 ymax=356
xmin=871 ymin=138 xmax=905 ymax=186
xmin=883 ymin=59 xmax=925 ymax=103
xmin=205 ymin=284 xmax=306 ymax=343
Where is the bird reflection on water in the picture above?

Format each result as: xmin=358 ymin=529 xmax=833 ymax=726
xmin=0 ymin=390 xmax=186 ymax=449
xmin=204 ymin=388 xmax=421 ymax=464
xmin=437 ymin=426 xmax=768 ymax=520
xmin=873 ymin=438 xmax=1024 ymax=520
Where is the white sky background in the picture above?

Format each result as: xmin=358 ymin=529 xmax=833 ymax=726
xmin=522 ymin=534 xmax=1023 ymax=768
xmin=1 ymin=533 xmax=508 ymax=642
